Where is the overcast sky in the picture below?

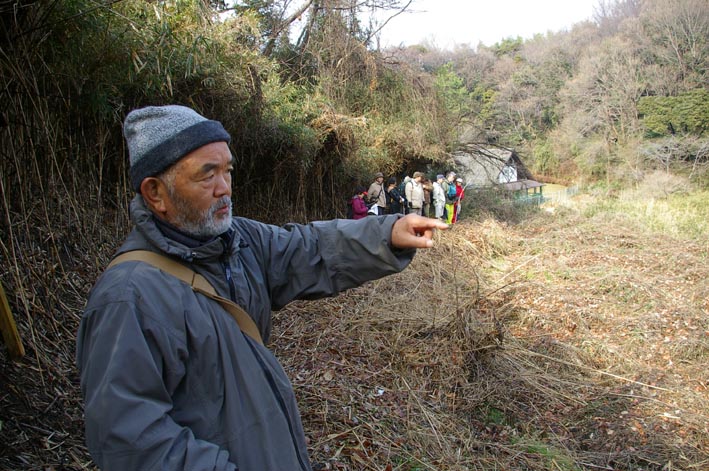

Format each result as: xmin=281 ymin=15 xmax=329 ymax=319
xmin=374 ymin=0 xmax=599 ymax=49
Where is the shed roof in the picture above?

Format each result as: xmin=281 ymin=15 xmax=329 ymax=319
xmin=452 ymin=146 xmax=535 ymax=187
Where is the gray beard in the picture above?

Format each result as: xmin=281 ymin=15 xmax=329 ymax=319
xmin=170 ymin=195 xmax=233 ymax=238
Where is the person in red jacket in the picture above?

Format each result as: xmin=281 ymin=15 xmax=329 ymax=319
xmin=351 ymin=186 xmax=369 ymax=219
xmin=452 ymin=177 xmax=464 ymax=223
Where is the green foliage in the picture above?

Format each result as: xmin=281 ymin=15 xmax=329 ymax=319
xmin=491 ymin=36 xmax=524 ymax=57
xmin=478 ymin=404 xmax=509 ymax=425
xmin=113 ymin=0 xmax=265 ymax=100
xmin=638 ymin=89 xmax=709 ymax=137
xmin=532 ymin=139 xmax=560 ymax=176
xmin=355 ymin=64 xmax=449 ymax=166
xmin=261 ymin=76 xmax=321 ymax=160
xmin=231 ymin=0 xmax=282 ymax=41
xmin=583 ymin=187 xmax=709 ymax=239
xmin=514 ymin=439 xmax=581 ymax=471
xmin=471 ymin=84 xmax=499 ymax=129
xmin=3 ymin=0 xmax=706 ymax=224
xmin=572 ymin=140 xmax=611 ymax=180
xmin=434 ymin=62 xmax=470 ymax=123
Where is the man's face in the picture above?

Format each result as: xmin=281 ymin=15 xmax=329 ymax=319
xmin=161 ymin=141 xmax=234 ymax=238
xmin=447 ymin=175 xmax=455 ymax=182
xmin=377 ymin=176 xmax=384 ymax=183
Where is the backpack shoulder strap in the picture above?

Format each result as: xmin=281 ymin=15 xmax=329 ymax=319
xmin=108 ymin=250 xmax=264 ymax=345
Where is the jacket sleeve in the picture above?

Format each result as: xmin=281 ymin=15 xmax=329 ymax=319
xmin=241 ymin=215 xmax=415 ymax=310
xmin=77 ymin=279 xmax=237 ymax=471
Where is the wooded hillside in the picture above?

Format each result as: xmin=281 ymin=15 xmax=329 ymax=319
xmin=0 ymin=0 xmax=707 ymax=469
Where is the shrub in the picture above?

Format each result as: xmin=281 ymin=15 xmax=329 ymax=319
xmin=637 ymin=89 xmax=709 ymax=137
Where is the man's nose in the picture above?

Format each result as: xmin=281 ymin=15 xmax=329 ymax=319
xmin=215 ymin=173 xmax=232 ymax=197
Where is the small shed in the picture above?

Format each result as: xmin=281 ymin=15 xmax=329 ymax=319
xmin=452 ymin=146 xmax=544 ymax=202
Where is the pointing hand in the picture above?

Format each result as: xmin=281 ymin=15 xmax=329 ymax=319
xmin=391 ymin=214 xmax=448 ymax=249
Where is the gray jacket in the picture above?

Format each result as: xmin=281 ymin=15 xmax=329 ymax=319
xmin=77 ymin=196 xmax=414 ymax=471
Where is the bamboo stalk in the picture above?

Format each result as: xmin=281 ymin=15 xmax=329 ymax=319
xmin=0 ymin=281 xmax=24 ymax=359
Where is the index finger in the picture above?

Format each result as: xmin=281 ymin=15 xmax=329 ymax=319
xmin=419 ymin=219 xmax=449 ymax=231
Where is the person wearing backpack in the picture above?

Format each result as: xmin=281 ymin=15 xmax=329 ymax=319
xmin=442 ymin=171 xmax=457 ymax=224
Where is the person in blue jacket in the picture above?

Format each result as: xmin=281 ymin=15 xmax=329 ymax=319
xmin=76 ymin=105 xmax=448 ymax=471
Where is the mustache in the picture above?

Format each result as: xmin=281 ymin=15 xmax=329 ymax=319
xmin=210 ymin=196 xmax=232 ymax=214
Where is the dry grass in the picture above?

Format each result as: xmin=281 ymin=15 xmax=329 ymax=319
xmin=1 ymin=190 xmax=708 ymax=470
xmin=274 ymin=193 xmax=708 ymax=470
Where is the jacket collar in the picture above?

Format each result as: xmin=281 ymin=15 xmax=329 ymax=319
xmin=126 ymin=195 xmax=240 ymax=262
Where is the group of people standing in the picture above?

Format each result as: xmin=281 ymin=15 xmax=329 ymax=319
xmin=350 ymin=171 xmax=466 ymax=223
xmin=435 ymin=171 xmax=466 ymax=224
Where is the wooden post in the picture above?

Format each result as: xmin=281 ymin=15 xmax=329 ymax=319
xmin=0 ymin=281 xmax=24 ymax=359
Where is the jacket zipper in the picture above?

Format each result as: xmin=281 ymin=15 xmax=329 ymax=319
xmin=221 ymin=245 xmax=309 ymax=470
xmin=221 ymin=238 xmax=237 ymax=303
xmin=222 ymin=259 xmax=237 ymax=302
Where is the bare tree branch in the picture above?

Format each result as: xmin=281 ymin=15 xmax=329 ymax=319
xmin=364 ymin=0 xmax=413 ymax=46
xmin=264 ymin=0 xmax=314 ymax=56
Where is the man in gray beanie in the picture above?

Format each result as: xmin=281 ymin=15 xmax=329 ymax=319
xmin=125 ymin=105 xmax=232 ymax=193
xmin=77 ymin=105 xmax=447 ymax=470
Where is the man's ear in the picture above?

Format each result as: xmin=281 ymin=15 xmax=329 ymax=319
xmin=140 ymin=177 xmax=168 ymax=215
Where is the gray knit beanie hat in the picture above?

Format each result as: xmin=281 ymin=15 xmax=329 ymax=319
xmin=124 ymin=105 xmax=231 ymax=192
